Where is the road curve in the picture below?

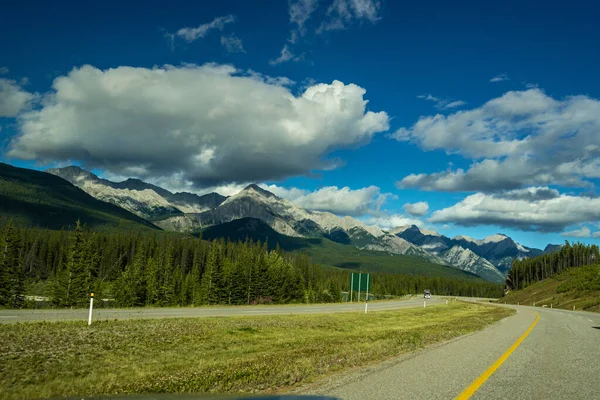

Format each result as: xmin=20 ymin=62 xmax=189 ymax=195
xmin=0 ymin=296 xmax=456 ymax=323
xmin=301 ymin=303 xmax=600 ymax=400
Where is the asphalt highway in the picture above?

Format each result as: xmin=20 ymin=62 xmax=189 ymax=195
xmin=302 ymin=303 xmax=600 ymax=400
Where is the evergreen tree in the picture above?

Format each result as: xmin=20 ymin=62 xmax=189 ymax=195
xmin=53 ymin=221 xmax=89 ymax=307
xmin=0 ymin=223 xmax=18 ymax=306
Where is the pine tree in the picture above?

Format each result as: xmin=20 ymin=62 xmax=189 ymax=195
xmin=52 ymin=221 xmax=90 ymax=307
xmin=145 ymin=257 xmax=159 ymax=306
xmin=115 ymin=241 xmax=146 ymax=307
xmin=0 ymin=223 xmax=15 ymax=306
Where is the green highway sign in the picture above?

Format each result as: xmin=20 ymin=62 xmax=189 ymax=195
xmin=351 ymin=272 xmax=371 ymax=292
xmin=350 ymin=272 xmax=371 ymax=302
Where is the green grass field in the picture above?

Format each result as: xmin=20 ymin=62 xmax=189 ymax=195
xmin=500 ymin=264 xmax=600 ymax=311
xmin=0 ymin=303 xmax=513 ymax=400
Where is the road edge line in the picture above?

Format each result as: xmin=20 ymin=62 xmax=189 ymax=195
xmin=454 ymin=311 xmax=540 ymax=400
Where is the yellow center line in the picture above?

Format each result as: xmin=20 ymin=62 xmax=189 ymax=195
xmin=455 ymin=312 xmax=540 ymax=400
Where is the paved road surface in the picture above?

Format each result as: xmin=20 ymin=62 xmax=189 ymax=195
xmin=302 ymin=303 xmax=600 ymax=400
xmin=0 ymin=296 xmax=456 ymax=323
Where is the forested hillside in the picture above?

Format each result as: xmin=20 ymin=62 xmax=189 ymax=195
xmin=0 ymin=220 xmax=504 ymax=308
xmin=201 ymin=217 xmax=486 ymax=281
xmin=506 ymin=241 xmax=599 ymax=290
xmin=0 ymin=163 xmax=158 ymax=231
xmin=501 ymin=265 xmax=600 ymax=311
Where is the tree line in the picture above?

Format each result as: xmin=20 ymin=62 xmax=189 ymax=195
xmin=506 ymin=241 xmax=599 ymax=291
xmin=0 ymin=219 xmax=504 ymax=308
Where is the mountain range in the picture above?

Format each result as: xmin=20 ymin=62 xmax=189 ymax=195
xmin=47 ymin=166 xmax=227 ymax=219
xmin=46 ymin=165 xmax=563 ymax=283
xmin=0 ymin=163 xmax=158 ymax=231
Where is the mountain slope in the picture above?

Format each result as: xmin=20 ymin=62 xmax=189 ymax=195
xmin=47 ymin=166 xmax=227 ymax=219
xmin=395 ymin=225 xmax=505 ymax=282
xmin=440 ymin=246 xmax=505 ymax=283
xmin=396 ymin=225 xmax=542 ymax=278
xmin=0 ymin=163 xmax=159 ymax=231
xmin=158 ymin=184 xmax=445 ymax=265
xmin=453 ymin=233 xmax=544 ymax=274
xmin=201 ymin=218 xmax=488 ymax=281
xmin=500 ymin=264 xmax=600 ymax=312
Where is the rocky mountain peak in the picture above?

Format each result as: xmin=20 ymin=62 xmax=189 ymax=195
xmin=242 ymin=184 xmax=278 ymax=198
xmin=47 ymin=165 xmax=98 ymax=183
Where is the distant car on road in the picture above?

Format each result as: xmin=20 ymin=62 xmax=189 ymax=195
xmin=424 ymin=289 xmax=431 ymax=299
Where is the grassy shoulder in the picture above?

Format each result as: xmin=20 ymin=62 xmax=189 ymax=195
xmin=500 ymin=264 xmax=600 ymax=311
xmin=0 ymin=303 xmax=514 ymax=400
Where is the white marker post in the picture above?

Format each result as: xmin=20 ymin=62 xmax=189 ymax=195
xmin=357 ymin=273 xmax=361 ymax=304
xmin=446 ymin=299 xmax=448 ymax=305
xmin=364 ymin=274 xmax=370 ymax=314
xmin=424 ymin=300 xmax=427 ymax=308
xmin=350 ymin=273 xmax=354 ymax=303
xmin=88 ymin=293 xmax=94 ymax=326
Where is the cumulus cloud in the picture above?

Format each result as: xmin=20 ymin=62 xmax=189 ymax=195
xmin=261 ymin=184 xmax=392 ymax=216
xmin=561 ymin=226 xmax=591 ymax=238
xmin=394 ymin=88 xmax=600 ymax=192
xmin=594 ymin=231 xmax=600 ymax=238
xmin=220 ymin=34 xmax=245 ymax=53
xmin=8 ymin=63 xmax=389 ymax=187
xmin=0 ymin=78 xmax=36 ymax=117
xmin=0 ymin=67 xmax=8 ymax=75
xmin=417 ymin=94 xmax=466 ymax=110
xmin=429 ymin=188 xmax=600 ymax=232
xmin=176 ymin=15 xmax=236 ymax=42
xmin=490 ymin=73 xmax=509 ymax=82
xmin=317 ymin=0 xmax=382 ymax=33
xmin=403 ymin=201 xmax=429 ymax=216
xmin=363 ymin=213 xmax=423 ymax=230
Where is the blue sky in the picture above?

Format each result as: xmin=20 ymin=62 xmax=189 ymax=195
xmin=1 ymin=0 xmax=600 ymax=249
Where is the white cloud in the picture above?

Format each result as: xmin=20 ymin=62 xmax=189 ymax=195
xmin=490 ymin=73 xmax=509 ymax=82
xmin=429 ymin=188 xmax=600 ymax=232
xmin=0 ymin=67 xmax=8 ymax=75
xmin=270 ymin=44 xmax=304 ymax=65
xmin=561 ymin=226 xmax=591 ymax=238
xmin=261 ymin=184 xmax=392 ymax=216
xmin=246 ymin=70 xmax=295 ymax=87
xmin=394 ymin=88 xmax=600 ymax=192
xmin=259 ymin=184 xmax=309 ymax=201
xmin=444 ymin=100 xmax=466 ymax=108
xmin=417 ymin=93 xmax=466 ymax=110
xmin=272 ymin=0 xmax=318 ymax=65
xmin=288 ymin=0 xmax=318 ymax=43
xmin=593 ymin=231 xmax=600 ymax=238
xmin=0 ymin=78 xmax=36 ymax=117
xmin=9 ymin=64 xmax=389 ymax=187
xmin=403 ymin=201 xmax=429 ymax=216
xmin=220 ymin=34 xmax=245 ymax=53
xmin=176 ymin=15 xmax=236 ymax=42
xmin=317 ymin=0 xmax=381 ymax=33
xmin=363 ymin=213 xmax=423 ymax=230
